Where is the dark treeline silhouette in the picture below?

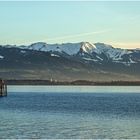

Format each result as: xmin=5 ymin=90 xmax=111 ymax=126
xmin=5 ymin=79 xmax=140 ymax=86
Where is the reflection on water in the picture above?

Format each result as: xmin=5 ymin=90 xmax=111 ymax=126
xmin=0 ymin=86 xmax=140 ymax=139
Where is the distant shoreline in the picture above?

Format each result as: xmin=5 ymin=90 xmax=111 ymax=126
xmin=5 ymin=80 xmax=140 ymax=86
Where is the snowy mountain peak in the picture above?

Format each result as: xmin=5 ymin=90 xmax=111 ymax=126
xmin=81 ymin=42 xmax=96 ymax=53
xmin=93 ymin=42 xmax=129 ymax=61
xmin=28 ymin=42 xmax=47 ymax=51
xmin=93 ymin=43 xmax=114 ymax=54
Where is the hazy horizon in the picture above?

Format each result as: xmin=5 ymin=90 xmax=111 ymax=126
xmin=0 ymin=1 xmax=140 ymax=49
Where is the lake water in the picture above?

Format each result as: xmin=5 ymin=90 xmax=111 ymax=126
xmin=0 ymin=86 xmax=140 ymax=139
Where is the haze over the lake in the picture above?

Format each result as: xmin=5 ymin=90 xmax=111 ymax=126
xmin=0 ymin=1 xmax=140 ymax=49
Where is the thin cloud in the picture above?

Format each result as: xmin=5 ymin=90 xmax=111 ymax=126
xmin=47 ymin=29 xmax=110 ymax=41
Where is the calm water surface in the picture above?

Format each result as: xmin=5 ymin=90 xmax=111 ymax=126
xmin=0 ymin=86 xmax=140 ymax=139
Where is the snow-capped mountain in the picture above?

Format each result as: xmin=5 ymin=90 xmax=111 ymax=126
xmin=0 ymin=42 xmax=140 ymax=81
xmin=6 ymin=41 xmax=139 ymax=65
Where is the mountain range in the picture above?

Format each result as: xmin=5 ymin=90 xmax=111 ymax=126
xmin=0 ymin=42 xmax=140 ymax=81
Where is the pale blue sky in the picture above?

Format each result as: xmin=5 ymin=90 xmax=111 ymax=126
xmin=0 ymin=1 xmax=140 ymax=48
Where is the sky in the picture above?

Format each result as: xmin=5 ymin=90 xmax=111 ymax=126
xmin=0 ymin=1 xmax=140 ymax=49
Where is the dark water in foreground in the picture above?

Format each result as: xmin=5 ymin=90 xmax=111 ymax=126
xmin=0 ymin=86 xmax=140 ymax=139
